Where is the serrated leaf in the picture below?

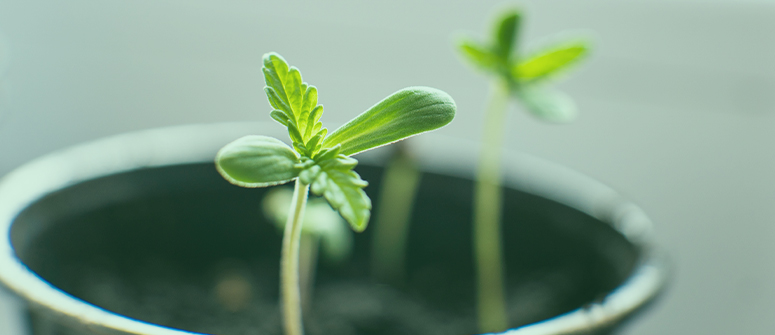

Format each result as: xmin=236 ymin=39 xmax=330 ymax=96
xmin=309 ymin=105 xmax=323 ymax=124
xmin=293 ymin=142 xmax=309 ymax=157
xmin=516 ymin=87 xmax=577 ymax=123
xmin=287 ymin=67 xmax=304 ymax=115
xmin=313 ymin=122 xmax=323 ymax=136
xmin=303 ymin=86 xmax=318 ymax=111
xmin=513 ymin=41 xmax=590 ymax=81
xmin=306 ymin=132 xmax=324 ymax=152
xmin=263 ymin=54 xmax=292 ymax=115
xmin=301 ymin=87 xmax=319 ymax=134
xmin=492 ymin=9 xmax=521 ymax=60
xmin=319 ymin=155 xmax=358 ymax=171
xmin=287 ymin=123 xmax=304 ymax=144
xmin=305 ymin=105 xmax=323 ymax=138
xmin=270 ymin=110 xmax=290 ymax=126
xmin=456 ymin=38 xmax=502 ymax=72
xmin=308 ymin=164 xmax=371 ymax=232
xmin=262 ymin=53 xmax=326 ymax=148
xmin=265 ymin=87 xmax=292 ymax=118
xmin=321 ymin=86 xmax=456 ymax=156
xmin=215 ymin=135 xmax=300 ymax=188
xmin=313 ymin=145 xmax=341 ymax=162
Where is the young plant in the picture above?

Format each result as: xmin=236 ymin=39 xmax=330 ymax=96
xmin=215 ymin=52 xmax=456 ymax=335
xmin=455 ymin=9 xmax=590 ymax=333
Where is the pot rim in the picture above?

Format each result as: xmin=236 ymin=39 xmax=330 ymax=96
xmin=0 ymin=122 xmax=669 ymax=335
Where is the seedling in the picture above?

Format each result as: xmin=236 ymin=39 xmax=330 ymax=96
xmin=215 ymin=52 xmax=455 ymax=335
xmin=455 ymin=9 xmax=590 ymax=333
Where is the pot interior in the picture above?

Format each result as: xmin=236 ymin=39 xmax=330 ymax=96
xmin=10 ymin=163 xmax=638 ymax=335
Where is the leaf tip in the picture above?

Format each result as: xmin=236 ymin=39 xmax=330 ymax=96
xmin=350 ymin=211 xmax=370 ymax=233
xmin=262 ymin=52 xmax=286 ymax=65
xmin=408 ymin=86 xmax=457 ymax=124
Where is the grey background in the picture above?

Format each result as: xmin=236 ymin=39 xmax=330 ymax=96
xmin=1 ymin=0 xmax=774 ymax=334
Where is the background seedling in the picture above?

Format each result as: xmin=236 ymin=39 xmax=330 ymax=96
xmin=455 ymin=9 xmax=590 ymax=333
xmin=370 ymin=141 xmax=422 ymax=285
xmin=215 ymin=52 xmax=455 ymax=335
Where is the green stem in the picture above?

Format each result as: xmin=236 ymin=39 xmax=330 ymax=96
xmin=281 ymin=179 xmax=309 ymax=335
xmin=371 ymin=143 xmax=422 ymax=285
xmin=474 ymin=80 xmax=510 ymax=333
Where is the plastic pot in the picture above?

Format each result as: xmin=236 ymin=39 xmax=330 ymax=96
xmin=0 ymin=123 xmax=668 ymax=335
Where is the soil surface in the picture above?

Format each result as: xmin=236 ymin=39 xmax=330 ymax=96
xmin=72 ymin=260 xmax=478 ymax=335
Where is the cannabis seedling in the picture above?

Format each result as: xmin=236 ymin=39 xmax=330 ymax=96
xmin=215 ymin=52 xmax=455 ymax=335
xmin=455 ymin=9 xmax=590 ymax=333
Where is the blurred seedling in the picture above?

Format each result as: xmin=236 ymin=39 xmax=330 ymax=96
xmin=370 ymin=141 xmax=422 ymax=285
xmin=215 ymin=52 xmax=455 ymax=335
xmin=455 ymin=8 xmax=591 ymax=333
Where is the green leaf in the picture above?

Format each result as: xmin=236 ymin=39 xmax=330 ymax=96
xmin=270 ymin=109 xmax=290 ymax=126
xmin=262 ymin=52 xmax=327 ymax=147
xmin=456 ymin=38 xmax=502 ymax=72
xmin=287 ymin=68 xmax=304 ymax=116
xmin=492 ymin=9 xmax=521 ymax=60
xmin=513 ymin=40 xmax=590 ymax=81
xmin=215 ymin=135 xmax=300 ymax=187
xmin=321 ymin=86 xmax=456 ymax=156
xmin=300 ymin=87 xmax=319 ymax=135
xmin=263 ymin=54 xmax=293 ymax=116
xmin=305 ymin=155 xmax=371 ymax=232
xmin=310 ymin=146 xmax=339 ymax=165
xmin=305 ymin=105 xmax=323 ymax=137
xmin=516 ymin=87 xmax=577 ymax=123
xmin=317 ymin=169 xmax=371 ymax=232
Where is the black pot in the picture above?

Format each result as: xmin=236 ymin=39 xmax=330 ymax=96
xmin=0 ymin=123 xmax=668 ymax=335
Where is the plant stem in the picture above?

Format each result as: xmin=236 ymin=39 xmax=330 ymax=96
xmin=371 ymin=143 xmax=422 ymax=285
xmin=281 ymin=179 xmax=309 ymax=335
xmin=474 ymin=80 xmax=510 ymax=333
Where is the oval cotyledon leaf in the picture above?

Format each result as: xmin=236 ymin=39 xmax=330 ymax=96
xmin=321 ymin=86 xmax=456 ymax=157
xmin=216 ymin=135 xmax=301 ymax=188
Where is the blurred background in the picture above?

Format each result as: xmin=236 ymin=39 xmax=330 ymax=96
xmin=1 ymin=0 xmax=774 ymax=334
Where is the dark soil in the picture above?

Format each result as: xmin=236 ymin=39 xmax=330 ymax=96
xmin=12 ymin=163 xmax=638 ymax=335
